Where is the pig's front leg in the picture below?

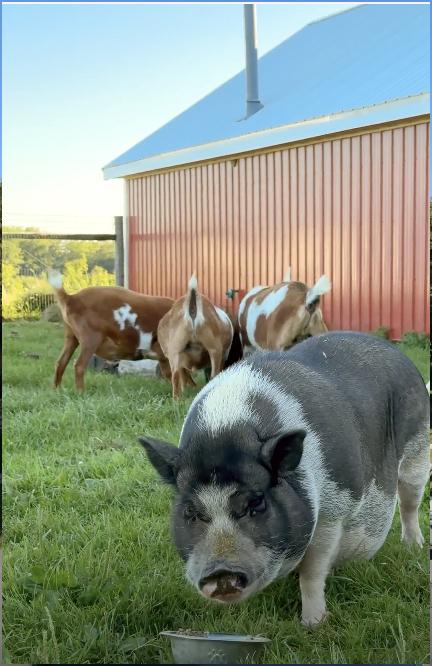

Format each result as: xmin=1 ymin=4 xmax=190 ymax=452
xmin=298 ymin=518 xmax=342 ymax=627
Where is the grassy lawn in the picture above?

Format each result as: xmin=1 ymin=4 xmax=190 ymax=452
xmin=3 ymin=320 xmax=430 ymax=665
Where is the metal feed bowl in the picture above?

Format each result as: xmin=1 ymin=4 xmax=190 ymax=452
xmin=160 ymin=630 xmax=270 ymax=664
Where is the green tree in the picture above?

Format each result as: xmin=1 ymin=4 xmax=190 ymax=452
xmin=2 ymin=263 xmax=26 ymax=318
xmin=2 ymin=240 xmax=24 ymax=267
xmin=89 ymin=265 xmax=115 ymax=287
xmin=63 ymin=256 xmax=90 ymax=292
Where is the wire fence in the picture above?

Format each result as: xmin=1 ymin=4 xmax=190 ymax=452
xmin=2 ymin=230 xmax=119 ymax=320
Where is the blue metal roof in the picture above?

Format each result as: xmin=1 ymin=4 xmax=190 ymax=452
xmin=104 ymin=4 xmax=430 ymax=179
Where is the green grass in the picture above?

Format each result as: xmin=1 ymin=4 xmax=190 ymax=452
xmin=3 ymin=321 xmax=430 ymax=664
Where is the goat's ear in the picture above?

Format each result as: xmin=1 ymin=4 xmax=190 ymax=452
xmin=260 ymin=429 xmax=306 ymax=482
xmin=138 ymin=436 xmax=181 ymax=485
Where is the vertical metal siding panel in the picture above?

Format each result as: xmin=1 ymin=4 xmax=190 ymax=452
xmin=172 ymin=170 xmax=178 ymax=298
xmin=144 ymin=176 xmax=150 ymax=294
xmin=128 ymin=180 xmax=134 ymax=290
xmin=402 ymin=126 xmax=415 ymax=334
xmin=187 ymin=168 xmax=193 ymax=285
xmin=163 ymin=173 xmax=169 ymax=297
xmin=246 ymin=158 xmax=254 ymax=287
xmin=265 ymin=153 xmax=274 ymax=285
xmin=133 ymin=179 xmax=139 ymax=291
xmin=173 ymin=171 xmax=179 ymax=298
xmin=289 ymin=149 xmax=298 ymax=280
xmin=151 ymin=175 xmax=156 ymax=294
xmin=274 ymin=151 xmax=283 ymax=283
xmin=134 ymin=178 xmax=139 ymax=292
xmin=341 ymin=138 xmax=352 ymax=329
xmin=181 ymin=169 xmax=186 ymax=297
xmin=370 ymin=132 xmax=382 ymax=331
xmin=180 ymin=170 xmax=187 ymax=296
xmin=144 ymin=176 xmax=149 ymax=294
xmin=135 ymin=178 xmax=141 ymax=293
xmin=190 ymin=168 xmax=197 ymax=285
xmin=205 ymin=163 xmax=210 ymax=300
xmin=305 ymin=145 xmax=314 ymax=285
xmin=252 ymin=157 xmax=260 ymax=285
xmin=232 ymin=161 xmax=240 ymax=299
xmin=136 ymin=179 xmax=141 ymax=292
xmin=128 ymin=181 xmax=135 ymax=290
xmin=150 ymin=175 xmax=156 ymax=295
xmin=194 ymin=166 xmax=204 ymax=298
xmin=331 ymin=140 xmax=342 ymax=329
xmin=207 ymin=165 xmax=215 ymax=303
xmin=218 ymin=163 xmax=224 ymax=303
xmin=226 ymin=161 xmax=235 ymax=313
xmin=155 ymin=174 xmax=162 ymax=296
xmin=213 ymin=163 xmax=220 ymax=304
xmin=360 ymin=134 xmax=372 ymax=332
xmin=258 ymin=154 xmax=267 ymax=284
xmin=414 ymin=123 xmax=428 ymax=333
xmin=280 ymin=150 xmax=290 ymax=280
xmin=350 ymin=136 xmax=361 ymax=331
xmin=224 ymin=162 xmax=230 ymax=311
xmin=322 ymin=141 xmax=333 ymax=326
xmin=425 ymin=123 xmax=430 ymax=334
xmin=146 ymin=175 xmax=151 ymax=294
xmin=391 ymin=129 xmax=404 ymax=339
xmin=163 ymin=173 xmax=170 ymax=297
xmin=381 ymin=130 xmax=393 ymax=333
xmin=174 ymin=171 xmax=180 ymax=296
xmin=239 ymin=158 xmax=247 ymax=289
xmin=159 ymin=174 xmax=166 ymax=297
xmin=198 ymin=167 xmax=204 ymax=296
xmin=297 ymin=147 xmax=306 ymax=283
xmin=313 ymin=143 xmax=323 ymax=284
xmin=127 ymin=180 xmax=133 ymax=290
xmin=138 ymin=178 xmax=146 ymax=293
xmin=167 ymin=172 xmax=173 ymax=297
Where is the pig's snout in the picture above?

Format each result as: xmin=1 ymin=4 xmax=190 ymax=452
xmin=199 ymin=568 xmax=248 ymax=602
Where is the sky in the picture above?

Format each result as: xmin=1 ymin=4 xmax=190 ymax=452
xmin=3 ymin=2 xmax=359 ymax=233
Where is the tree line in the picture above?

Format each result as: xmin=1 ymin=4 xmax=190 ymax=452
xmin=2 ymin=221 xmax=116 ymax=319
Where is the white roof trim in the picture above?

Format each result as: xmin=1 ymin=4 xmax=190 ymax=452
xmin=103 ymin=93 xmax=430 ymax=180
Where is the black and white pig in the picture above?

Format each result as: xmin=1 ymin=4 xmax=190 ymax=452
xmin=139 ymin=332 xmax=429 ymax=627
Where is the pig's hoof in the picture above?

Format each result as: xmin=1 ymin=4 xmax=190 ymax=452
xmin=401 ymin=527 xmax=424 ymax=548
xmin=301 ymin=609 xmax=329 ymax=629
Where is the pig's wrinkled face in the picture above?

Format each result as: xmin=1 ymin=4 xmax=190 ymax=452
xmin=140 ymin=428 xmax=314 ymax=604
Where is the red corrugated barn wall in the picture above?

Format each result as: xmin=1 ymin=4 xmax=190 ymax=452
xmin=127 ymin=119 xmax=430 ymax=339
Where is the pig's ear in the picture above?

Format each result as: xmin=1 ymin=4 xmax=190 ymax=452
xmin=260 ymin=429 xmax=306 ymax=482
xmin=138 ymin=436 xmax=181 ymax=485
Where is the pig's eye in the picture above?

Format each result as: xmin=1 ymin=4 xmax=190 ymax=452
xmin=183 ymin=505 xmax=210 ymax=523
xmin=183 ymin=505 xmax=197 ymax=522
xmin=248 ymin=494 xmax=266 ymax=517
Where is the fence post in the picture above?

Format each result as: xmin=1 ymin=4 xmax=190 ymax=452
xmin=114 ymin=216 xmax=124 ymax=287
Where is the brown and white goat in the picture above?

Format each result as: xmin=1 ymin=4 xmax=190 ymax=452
xmin=157 ymin=275 xmax=235 ymax=399
xmin=238 ymin=270 xmax=331 ymax=355
xmin=48 ymin=271 xmax=173 ymax=391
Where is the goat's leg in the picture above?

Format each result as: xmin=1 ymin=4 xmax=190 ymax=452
xmin=158 ymin=358 xmax=172 ymax=381
xmin=180 ymin=368 xmax=196 ymax=389
xmin=208 ymin=346 xmax=224 ymax=379
xmin=171 ymin=370 xmax=182 ymax=400
xmin=54 ymin=327 xmax=79 ymax=388
xmin=74 ymin=333 xmax=103 ymax=391
xmin=168 ymin=353 xmax=182 ymax=400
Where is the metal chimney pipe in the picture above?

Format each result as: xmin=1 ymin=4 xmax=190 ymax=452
xmin=244 ymin=4 xmax=263 ymax=118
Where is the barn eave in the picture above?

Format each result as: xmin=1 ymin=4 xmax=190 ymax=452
xmin=102 ymin=93 xmax=429 ymax=180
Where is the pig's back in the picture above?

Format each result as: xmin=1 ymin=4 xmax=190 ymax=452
xmin=247 ymin=332 xmax=428 ymax=498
